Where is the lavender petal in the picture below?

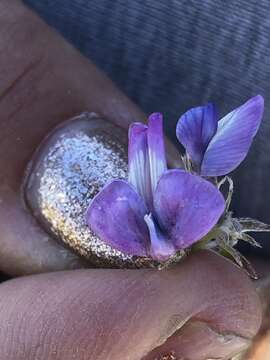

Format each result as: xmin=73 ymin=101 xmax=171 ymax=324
xmin=153 ymin=169 xmax=225 ymax=249
xmin=86 ymin=180 xmax=149 ymax=256
xmin=201 ymin=95 xmax=264 ymax=176
xmin=147 ymin=113 xmax=167 ymax=194
xmin=144 ymin=213 xmax=176 ymax=261
xmin=176 ymin=103 xmax=218 ymax=168
xmin=128 ymin=122 xmax=152 ymax=210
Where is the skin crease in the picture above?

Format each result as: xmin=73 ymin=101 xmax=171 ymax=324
xmin=0 ymin=1 xmax=263 ymax=359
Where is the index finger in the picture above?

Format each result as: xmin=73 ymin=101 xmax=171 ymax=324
xmin=0 ymin=0 xmax=179 ymax=275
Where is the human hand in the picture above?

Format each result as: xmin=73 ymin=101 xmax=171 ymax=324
xmin=0 ymin=1 xmax=261 ymax=359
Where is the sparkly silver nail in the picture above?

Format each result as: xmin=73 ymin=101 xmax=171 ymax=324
xmin=24 ymin=113 xmax=150 ymax=268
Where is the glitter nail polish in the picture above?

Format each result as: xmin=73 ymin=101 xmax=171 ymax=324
xmin=24 ymin=113 xmax=150 ymax=268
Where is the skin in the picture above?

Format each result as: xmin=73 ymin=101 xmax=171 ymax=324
xmin=0 ymin=1 xmax=263 ymax=359
xmin=0 ymin=252 xmax=262 ymax=360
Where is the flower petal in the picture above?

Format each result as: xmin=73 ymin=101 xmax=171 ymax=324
xmin=147 ymin=113 xmax=167 ymax=194
xmin=201 ymin=95 xmax=264 ymax=176
xmin=153 ymin=169 xmax=225 ymax=249
xmin=176 ymin=103 xmax=218 ymax=168
xmin=144 ymin=213 xmax=176 ymax=261
xmin=86 ymin=180 xmax=149 ymax=256
xmin=128 ymin=123 xmax=152 ymax=209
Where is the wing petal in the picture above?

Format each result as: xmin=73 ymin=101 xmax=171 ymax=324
xmin=86 ymin=180 xmax=149 ymax=256
xmin=154 ymin=170 xmax=225 ymax=249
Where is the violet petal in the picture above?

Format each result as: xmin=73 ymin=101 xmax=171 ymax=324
xmin=144 ymin=213 xmax=176 ymax=261
xmin=128 ymin=122 xmax=152 ymax=210
xmin=147 ymin=113 xmax=167 ymax=194
xmin=176 ymin=103 xmax=218 ymax=168
xmin=86 ymin=180 xmax=149 ymax=256
xmin=154 ymin=169 xmax=225 ymax=249
xmin=201 ymin=95 xmax=264 ymax=176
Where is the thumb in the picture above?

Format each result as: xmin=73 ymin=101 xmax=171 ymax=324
xmin=0 ymin=252 xmax=261 ymax=360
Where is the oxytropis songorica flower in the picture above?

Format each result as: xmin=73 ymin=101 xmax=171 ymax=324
xmin=86 ymin=96 xmax=270 ymax=274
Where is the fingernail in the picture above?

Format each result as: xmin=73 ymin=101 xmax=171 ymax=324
xmin=144 ymin=321 xmax=250 ymax=360
xmin=23 ymin=113 xmax=149 ymax=268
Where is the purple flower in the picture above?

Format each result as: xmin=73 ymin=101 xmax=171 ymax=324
xmin=86 ymin=114 xmax=225 ymax=261
xmin=176 ymin=95 xmax=264 ymax=176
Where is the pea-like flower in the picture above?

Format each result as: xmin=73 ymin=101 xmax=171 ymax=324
xmin=176 ymin=95 xmax=264 ymax=176
xmin=86 ymin=113 xmax=225 ymax=261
